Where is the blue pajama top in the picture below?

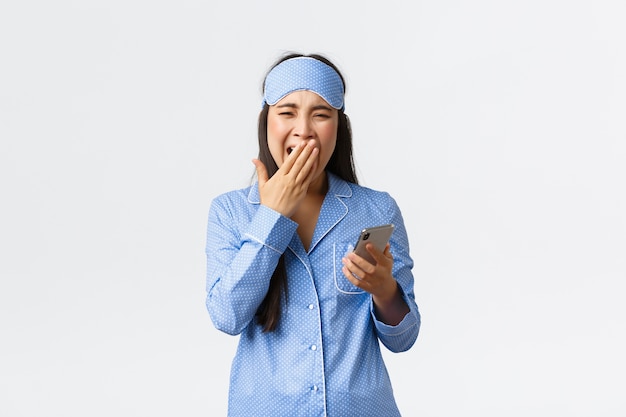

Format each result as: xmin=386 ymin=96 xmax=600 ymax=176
xmin=205 ymin=172 xmax=421 ymax=416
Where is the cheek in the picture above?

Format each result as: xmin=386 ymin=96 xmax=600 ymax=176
xmin=267 ymin=116 xmax=280 ymax=136
xmin=267 ymin=117 xmax=286 ymax=164
xmin=319 ymin=123 xmax=338 ymax=154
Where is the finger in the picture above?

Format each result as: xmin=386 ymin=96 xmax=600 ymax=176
xmin=280 ymin=141 xmax=308 ymax=174
xmin=252 ymin=159 xmax=269 ymax=185
xmin=382 ymin=243 xmax=394 ymax=261
xmin=345 ymin=250 xmax=374 ymax=273
xmin=365 ymin=243 xmax=394 ymax=267
xmin=342 ymin=265 xmax=366 ymax=287
xmin=342 ymin=255 xmax=369 ymax=279
xmin=287 ymin=140 xmax=317 ymax=178
xmin=295 ymin=146 xmax=319 ymax=184
xmin=366 ymin=242 xmax=389 ymax=264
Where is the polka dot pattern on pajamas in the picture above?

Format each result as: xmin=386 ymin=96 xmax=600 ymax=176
xmin=205 ymin=172 xmax=421 ymax=416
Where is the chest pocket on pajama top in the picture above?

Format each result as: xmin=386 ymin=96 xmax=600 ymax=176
xmin=333 ymin=243 xmax=366 ymax=294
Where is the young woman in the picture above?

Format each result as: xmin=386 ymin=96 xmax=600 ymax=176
xmin=205 ymin=53 xmax=421 ymax=416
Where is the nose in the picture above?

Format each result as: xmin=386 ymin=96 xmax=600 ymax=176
xmin=293 ymin=116 xmax=314 ymax=139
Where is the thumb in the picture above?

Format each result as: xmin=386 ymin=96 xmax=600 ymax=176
xmin=252 ymin=159 xmax=269 ymax=185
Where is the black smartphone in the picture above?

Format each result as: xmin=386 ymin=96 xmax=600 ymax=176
xmin=353 ymin=224 xmax=395 ymax=264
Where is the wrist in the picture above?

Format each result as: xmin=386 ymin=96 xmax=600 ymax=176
xmin=372 ymin=281 xmax=401 ymax=306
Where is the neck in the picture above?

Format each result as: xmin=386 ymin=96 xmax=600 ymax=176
xmin=308 ymin=171 xmax=329 ymax=196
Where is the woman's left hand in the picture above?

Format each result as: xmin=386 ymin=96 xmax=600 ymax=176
xmin=342 ymin=243 xmax=409 ymax=325
xmin=342 ymin=243 xmax=395 ymax=298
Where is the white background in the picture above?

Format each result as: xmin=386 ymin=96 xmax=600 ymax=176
xmin=1 ymin=1 xmax=625 ymax=416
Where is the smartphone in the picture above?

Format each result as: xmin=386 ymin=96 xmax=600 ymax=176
xmin=352 ymin=224 xmax=395 ymax=264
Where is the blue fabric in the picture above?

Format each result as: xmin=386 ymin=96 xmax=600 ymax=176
xmin=262 ymin=57 xmax=345 ymax=110
xmin=205 ymin=172 xmax=420 ymax=417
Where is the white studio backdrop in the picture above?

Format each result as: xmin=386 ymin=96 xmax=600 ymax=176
xmin=1 ymin=1 xmax=625 ymax=416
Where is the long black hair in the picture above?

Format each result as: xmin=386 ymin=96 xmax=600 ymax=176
xmin=255 ymin=53 xmax=358 ymax=332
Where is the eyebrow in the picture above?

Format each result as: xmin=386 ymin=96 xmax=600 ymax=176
xmin=275 ymin=103 xmax=334 ymax=111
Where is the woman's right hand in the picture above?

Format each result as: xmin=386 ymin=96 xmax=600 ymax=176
xmin=252 ymin=139 xmax=319 ymax=218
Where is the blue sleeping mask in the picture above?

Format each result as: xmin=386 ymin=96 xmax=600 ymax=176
xmin=262 ymin=56 xmax=345 ymax=111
